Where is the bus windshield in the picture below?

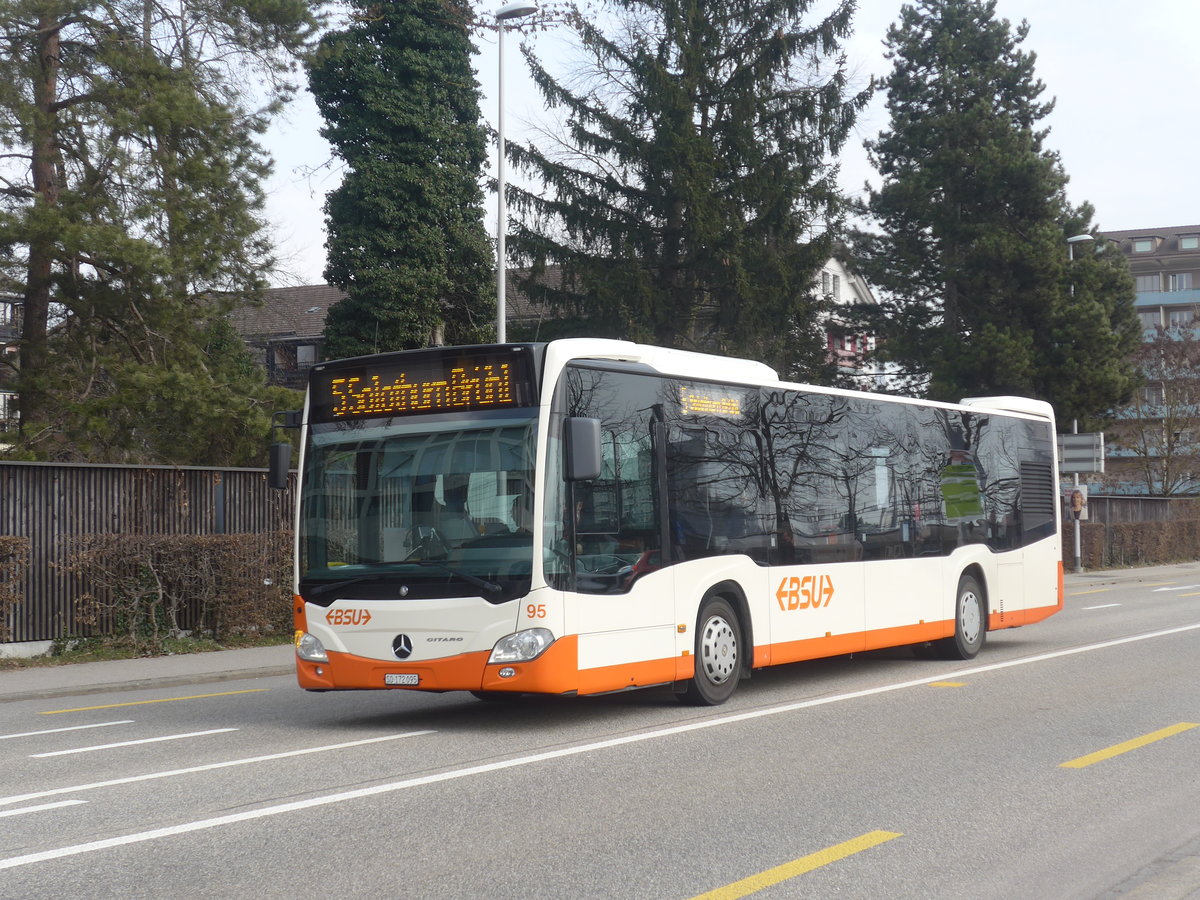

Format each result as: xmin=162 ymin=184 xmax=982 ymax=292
xmin=299 ymin=412 xmax=538 ymax=603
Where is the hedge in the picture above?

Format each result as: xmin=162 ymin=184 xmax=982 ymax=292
xmin=61 ymin=533 xmax=293 ymax=653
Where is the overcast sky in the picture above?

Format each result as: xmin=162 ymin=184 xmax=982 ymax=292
xmin=262 ymin=0 xmax=1200 ymax=286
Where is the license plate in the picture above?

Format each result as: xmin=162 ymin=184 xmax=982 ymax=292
xmin=385 ymin=673 xmax=419 ymax=686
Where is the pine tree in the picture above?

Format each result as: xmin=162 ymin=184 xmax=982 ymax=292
xmin=507 ymin=0 xmax=870 ymax=379
xmin=851 ymin=0 xmax=1138 ymax=414
xmin=0 ymin=0 xmax=318 ymax=463
xmin=309 ymin=0 xmax=495 ymax=359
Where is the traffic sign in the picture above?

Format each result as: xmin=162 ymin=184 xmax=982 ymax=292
xmin=1059 ymin=432 xmax=1104 ymax=473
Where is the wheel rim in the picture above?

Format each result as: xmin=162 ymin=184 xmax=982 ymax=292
xmin=700 ymin=614 xmax=737 ymax=684
xmin=960 ymin=590 xmax=982 ymax=645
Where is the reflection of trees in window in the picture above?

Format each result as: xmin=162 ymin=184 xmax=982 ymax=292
xmin=973 ymin=417 xmax=1022 ymax=548
xmin=760 ymin=392 xmax=1054 ymax=562
xmin=664 ymin=381 xmax=770 ymax=563
xmin=550 ymin=367 xmax=665 ymax=593
xmin=761 ymin=391 xmax=856 ymax=562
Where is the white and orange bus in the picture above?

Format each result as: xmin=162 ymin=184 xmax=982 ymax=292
xmin=276 ymin=339 xmax=1062 ymax=705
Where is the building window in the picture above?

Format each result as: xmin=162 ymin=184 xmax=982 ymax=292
xmin=831 ymin=274 xmax=840 ymax=301
xmin=1166 ymin=307 xmax=1197 ymax=327
xmin=296 ymin=344 xmax=317 ymax=366
xmin=0 ymin=391 xmax=16 ymax=432
xmin=821 ymin=271 xmax=831 ymax=295
xmin=1138 ymin=310 xmax=1161 ymax=329
xmin=1135 ymin=274 xmax=1161 ymax=293
xmin=1180 ymin=235 xmax=1199 ymax=250
xmin=1167 ymin=273 xmax=1193 ymax=292
xmin=1133 ymin=238 xmax=1154 ymax=253
xmin=1142 ymin=384 xmax=1163 ymax=406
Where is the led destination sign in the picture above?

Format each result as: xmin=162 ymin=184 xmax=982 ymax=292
xmin=310 ymin=348 xmax=537 ymax=422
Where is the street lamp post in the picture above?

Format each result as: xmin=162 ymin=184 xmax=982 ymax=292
xmin=1067 ymin=233 xmax=1094 ymax=292
xmin=494 ymin=1 xmax=538 ymax=345
xmin=1066 ymin=233 xmax=1094 ymax=572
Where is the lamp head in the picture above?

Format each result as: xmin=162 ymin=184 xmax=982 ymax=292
xmin=496 ymin=1 xmax=537 ymax=20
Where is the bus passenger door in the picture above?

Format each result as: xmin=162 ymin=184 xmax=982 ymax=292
xmin=569 ymin=422 xmax=676 ymax=687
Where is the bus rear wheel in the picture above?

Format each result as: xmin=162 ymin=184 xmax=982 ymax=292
xmin=680 ymin=596 xmax=742 ymax=706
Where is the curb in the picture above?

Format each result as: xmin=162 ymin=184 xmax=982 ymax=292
xmin=0 ymin=665 xmax=296 ymax=705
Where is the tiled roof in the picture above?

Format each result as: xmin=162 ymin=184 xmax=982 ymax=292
xmin=228 ymin=274 xmax=559 ymax=342
xmin=1101 ymin=225 xmax=1200 ymax=257
xmin=227 ymin=284 xmax=345 ymax=341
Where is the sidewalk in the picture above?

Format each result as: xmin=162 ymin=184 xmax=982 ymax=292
xmin=0 ymin=643 xmax=295 ymax=704
xmin=1064 ymin=560 xmax=1200 ymax=588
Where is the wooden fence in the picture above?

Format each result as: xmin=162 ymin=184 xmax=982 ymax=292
xmin=0 ymin=461 xmax=295 ymax=644
xmin=1082 ymin=494 xmax=1200 ymax=524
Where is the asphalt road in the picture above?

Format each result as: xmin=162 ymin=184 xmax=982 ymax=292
xmin=0 ymin=565 xmax=1197 ymax=899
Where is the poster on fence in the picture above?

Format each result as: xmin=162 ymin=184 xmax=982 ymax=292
xmin=1062 ymin=485 xmax=1088 ymax=522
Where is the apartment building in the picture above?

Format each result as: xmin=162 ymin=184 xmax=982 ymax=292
xmin=1104 ymin=225 xmax=1200 ymax=331
xmin=1101 ymin=225 xmax=1200 ymax=493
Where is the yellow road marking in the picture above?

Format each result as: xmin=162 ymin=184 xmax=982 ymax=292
xmin=929 ymin=681 xmax=967 ymax=688
xmin=689 ymin=831 xmax=902 ymax=900
xmin=1060 ymin=723 xmax=1200 ymax=769
xmin=39 ymin=689 xmax=267 ymax=715
xmin=1068 ymin=588 xmax=1111 ymax=596
xmin=1144 ymin=582 xmax=1177 ymax=587
xmin=1180 ymin=592 xmax=1200 ymax=598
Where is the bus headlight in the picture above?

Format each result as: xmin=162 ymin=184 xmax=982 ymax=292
xmin=295 ymin=632 xmax=329 ymax=663
xmin=488 ymin=628 xmax=554 ymax=664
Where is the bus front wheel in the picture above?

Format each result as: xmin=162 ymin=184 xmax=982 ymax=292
xmin=680 ymin=596 xmax=742 ymax=706
xmin=935 ymin=573 xmax=986 ymax=660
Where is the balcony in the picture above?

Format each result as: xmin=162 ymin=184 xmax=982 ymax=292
xmin=1135 ymin=287 xmax=1200 ymax=308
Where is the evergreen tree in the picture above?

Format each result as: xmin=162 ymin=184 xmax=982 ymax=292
xmin=851 ymin=0 xmax=1139 ymax=415
xmin=0 ymin=0 xmax=318 ymax=463
xmin=309 ymin=0 xmax=495 ymax=359
xmin=508 ymin=0 xmax=870 ymax=379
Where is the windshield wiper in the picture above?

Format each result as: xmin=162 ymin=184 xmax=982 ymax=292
xmin=304 ymin=573 xmax=390 ymax=600
xmin=411 ymin=561 xmax=502 ymax=596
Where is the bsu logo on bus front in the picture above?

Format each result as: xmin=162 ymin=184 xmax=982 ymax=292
xmin=775 ymin=575 xmax=835 ymax=611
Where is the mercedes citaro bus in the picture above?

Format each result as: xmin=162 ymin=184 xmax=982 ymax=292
xmin=272 ymin=339 xmax=1062 ymax=705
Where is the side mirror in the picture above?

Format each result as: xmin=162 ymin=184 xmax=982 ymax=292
xmin=563 ymin=417 xmax=601 ymax=482
xmin=268 ymin=442 xmax=292 ymax=490
xmin=268 ymin=410 xmax=302 ymax=490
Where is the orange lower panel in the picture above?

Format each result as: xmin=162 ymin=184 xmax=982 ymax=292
xmin=297 ymin=647 xmax=492 ymax=692
xmin=767 ymin=620 xmax=948 ymax=666
xmin=297 ymin=604 xmax=1066 ymax=695
xmin=1018 ymin=602 xmax=1061 ymax=627
xmin=481 ymin=636 xmax=685 ymax=696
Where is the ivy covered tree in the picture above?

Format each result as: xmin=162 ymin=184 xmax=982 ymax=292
xmin=508 ymin=0 xmax=871 ymax=379
xmin=309 ymin=0 xmax=495 ymax=359
xmin=850 ymin=0 xmax=1139 ymax=417
xmin=0 ymin=0 xmax=318 ymax=464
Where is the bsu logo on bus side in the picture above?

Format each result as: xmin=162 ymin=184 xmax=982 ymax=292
xmin=775 ymin=575 xmax=835 ymax=611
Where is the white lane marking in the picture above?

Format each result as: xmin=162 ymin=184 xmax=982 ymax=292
xmin=1 ymin=623 xmax=1197 ymax=871
xmin=30 ymin=729 xmax=237 ymax=758
xmin=0 ymin=731 xmax=434 ymax=808
xmin=1081 ymin=604 xmax=1121 ymax=610
xmin=0 ymin=721 xmax=134 ymax=741
xmin=1153 ymin=585 xmax=1200 ymax=592
xmin=0 ymin=800 xmax=87 ymax=819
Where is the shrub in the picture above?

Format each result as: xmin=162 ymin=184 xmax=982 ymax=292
xmin=61 ymin=533 xmax=292 ymax=653
xmin=0 ymin=537 xmax=31 ymax=643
